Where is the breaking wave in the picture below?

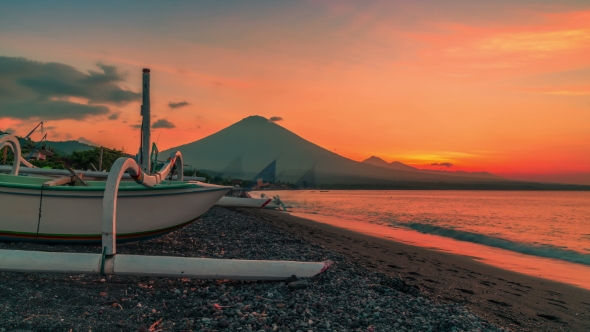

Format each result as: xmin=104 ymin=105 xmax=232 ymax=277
xmin=405 ymin=223 xmax=590 ymax=266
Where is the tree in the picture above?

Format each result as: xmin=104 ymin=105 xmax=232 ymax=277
xmin=69 ymin=147 xmax=129 ymax=171
xmin=183 ymin=169 xmax=212 ymax=182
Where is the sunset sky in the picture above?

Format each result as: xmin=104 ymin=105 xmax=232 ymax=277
xmin=1 ymin=1 xmax=589 ymax=184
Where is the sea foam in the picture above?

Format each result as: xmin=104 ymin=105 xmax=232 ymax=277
xmin=405 ymin=223 xmax=590 ymax=266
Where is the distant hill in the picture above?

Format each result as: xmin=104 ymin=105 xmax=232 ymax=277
xmin=162 ymin=115 xmax=510 ymax=185
xmin=362 ymin=156 xmax=418 ymax=171
xmin=420 ymin=169 xmax=502 ymax=180
xmin=361 ymin=156 xmax=501 ymax=180
xmin=1 ymin=131 xmax=95 ymax=156
xmin=45 ymin=140 xmax=95 ymax=155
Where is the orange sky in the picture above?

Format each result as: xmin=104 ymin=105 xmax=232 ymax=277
xmin=0 ymin=1 xmax=589 ymax=184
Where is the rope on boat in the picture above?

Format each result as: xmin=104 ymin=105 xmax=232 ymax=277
xmin=35 ymin=184 xmax=44 ymax=249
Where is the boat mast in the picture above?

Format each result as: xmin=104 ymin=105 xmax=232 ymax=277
xmin=140 ymin=68 xmax=151 ymax=173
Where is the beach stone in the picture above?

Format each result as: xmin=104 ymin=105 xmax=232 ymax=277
xmin=218 ymin=319 xmax=230 ymax=328
xmin=284 ymin=274 xmax=299 ymax=285
xmin=288 ymin=280 xmax=308 ymax=290
xmin=34 ymin=292 xmax=42 ymax=299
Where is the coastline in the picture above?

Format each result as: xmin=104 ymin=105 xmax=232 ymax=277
xmin=246 ymin=208 xmax=590 ymax=331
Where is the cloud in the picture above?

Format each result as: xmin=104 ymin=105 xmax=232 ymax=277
xmin=543 ymin=90 xmax=590 ymax=96
xmin=169 ymin=101 xmax=190 ymax=109
xmin=479 ymin=29 xmax=590 ymax=53
xmin=108 ymin=112 xmax=120 ymax=120
xmin=77 ymin=136 xmax=98 ymax=146
xmin=0 ymin=56 xmax=140 ymax=120
xmin=1 ymin=100 xmax=109 ymax=120
xmin=152 ymin=119 xmax=176 ymax=129
xmin=3 ymin=127 xmax=14 ymax=134
xmin=431 ymin=162 xmax=454 ymax=168
xmin=130 ymin=123 xmax=142 ymax=129
xmin=269 ymin=116 xmax=283 ymax=122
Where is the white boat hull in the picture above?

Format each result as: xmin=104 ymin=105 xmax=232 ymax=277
xmin=0 ymin=175 xmax=229 ymax=243
xmin=215 ymin=196 xmax=272 ymax=208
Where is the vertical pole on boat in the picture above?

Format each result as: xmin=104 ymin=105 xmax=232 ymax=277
xmin=99 ymin=146 xmax=104 ymax=172
xmin=140 ymin=68 xmax=151 ymax=174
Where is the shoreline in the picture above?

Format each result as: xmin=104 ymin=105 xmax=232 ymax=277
xmin=247 ymin=208 xmax=590 ymax=331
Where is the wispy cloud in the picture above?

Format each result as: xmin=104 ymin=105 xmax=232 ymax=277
xmin=152 ymin=119 xmax=176 ymax=129
xmin=409 ymin=9 xmax=590 ymax=80
xmin=478 ymin=29 xmax=590 ymax=54
xmin=508 ymin=85 xmax=590 ymax=96
xmin=542 ymin=90 xmax=590 ymax=96
xmin=431 ymin=162 xmax=453 ymax=168
xmin=269 ymin=116 xmax=283 ymax=122
xmin=169 ymin=101 xmax=190 ymax=109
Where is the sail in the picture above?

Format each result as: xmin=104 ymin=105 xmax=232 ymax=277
xmin=252 ymin=159 xmax=276 ymax=183
xmin=296 ymin=162 xmax=317 ymax=188
xmin=222 ymin=156 xmax=244 ymax=178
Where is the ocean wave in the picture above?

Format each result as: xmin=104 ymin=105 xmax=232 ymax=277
xmin=404 ymin=223 xmax=590 ymax=266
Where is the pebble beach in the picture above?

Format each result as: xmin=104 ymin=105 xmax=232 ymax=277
xmin=0 ymin=207 xmax=572 ymax=331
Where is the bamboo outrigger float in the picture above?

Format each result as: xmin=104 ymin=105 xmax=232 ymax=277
xmin=0 ymin=68 xmax=332 ymax=280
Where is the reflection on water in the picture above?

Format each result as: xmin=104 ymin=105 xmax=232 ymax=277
xmin=256 ymin=190 xmax=590 ymax=290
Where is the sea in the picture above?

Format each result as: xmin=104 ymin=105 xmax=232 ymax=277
xmin=255 ymin=190 xmax=590 ymax=290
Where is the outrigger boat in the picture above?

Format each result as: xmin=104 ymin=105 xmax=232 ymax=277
xmin=0 ymin=134 xmax=230 ymax=244
xmin=213 ymin=185 xmax=272 ymax=208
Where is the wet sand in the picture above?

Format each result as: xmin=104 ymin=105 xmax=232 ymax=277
xmin=248 ymin=209 xmax=590 ymax=331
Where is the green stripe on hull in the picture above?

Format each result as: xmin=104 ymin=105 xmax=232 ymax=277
xmin=0 ymin=173 xmax=201 ymax=191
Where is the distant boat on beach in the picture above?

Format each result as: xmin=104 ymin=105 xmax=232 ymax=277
xmin=215 ymin=195 xmax=272 ymax=209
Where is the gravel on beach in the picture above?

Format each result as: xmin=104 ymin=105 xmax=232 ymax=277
xmin=0 ymin=207 xmax=505 ymax=331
